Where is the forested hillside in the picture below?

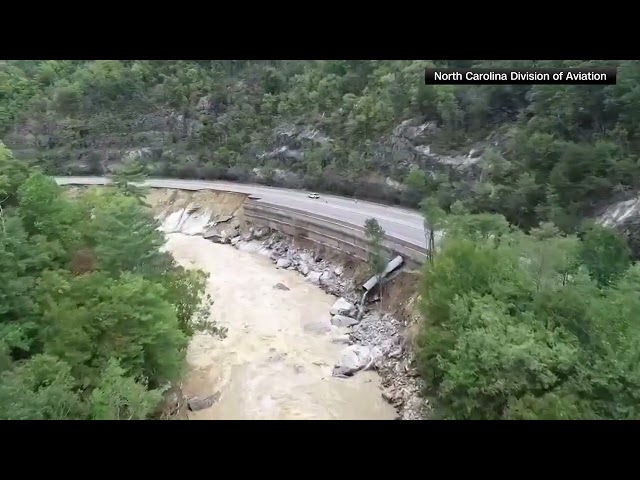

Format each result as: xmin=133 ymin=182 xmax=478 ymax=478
xmin=2 ymin=60 xmax=639 ymax=237
xmin=417 ymin=202 xmax=640 ymax=419
xmin=3 ymin=60 xmax=640 ymax=421
xmin=0 ymin=143 xmax=209 ymax=419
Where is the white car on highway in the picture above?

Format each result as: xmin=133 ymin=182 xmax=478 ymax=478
xmin=308 ymin=193 xmax=320 ymax=199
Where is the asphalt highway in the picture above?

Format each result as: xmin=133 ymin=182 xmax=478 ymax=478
xmin=55 ymin=176 xmax=428 ymax=249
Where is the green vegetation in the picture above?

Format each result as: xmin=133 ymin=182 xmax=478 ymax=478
xmin=3 ymin=60 xmax=640 ymax=420
xmin=0 ymin=143 xmax=210 ymax=419
xmin=364 ymin=218 xmax=388 ymax=295
xmin=417 ymin=210 xmax=640 ymax=419
xmin=1 ymin=60 xmax=639 ymax=237
xmin=110 ymin=159 xmax=149 ymax=204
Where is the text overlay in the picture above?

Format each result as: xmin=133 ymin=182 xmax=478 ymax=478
xmin=425 ymin=68 xmax=616 ymax=85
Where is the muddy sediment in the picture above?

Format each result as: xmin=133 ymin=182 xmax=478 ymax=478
xmin=142 ymin=186 xmax=428 ymax=419
xmin=165 ymin=233 xmax=396 ymax=420
xmin=237 ymin=232 xmax=429 ymax=420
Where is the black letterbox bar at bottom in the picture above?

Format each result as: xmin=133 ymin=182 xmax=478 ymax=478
xmin=424 ymin=68 xmax=617 ymax=85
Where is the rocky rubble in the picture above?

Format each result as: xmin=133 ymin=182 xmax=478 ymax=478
xmin=223 ymin=226 xmax=429 ymax=420
xmin=350 ymin=312 xmax=427 ymax=420
xmin=187 ymin=392 xmax=222 ymax=412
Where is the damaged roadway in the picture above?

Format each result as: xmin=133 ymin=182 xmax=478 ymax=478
xmin=63 ymin=180 xmax=429 ymax=419
xmin=55 ymin=176 xmax=428 ymax=249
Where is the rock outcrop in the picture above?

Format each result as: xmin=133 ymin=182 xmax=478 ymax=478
xmin=599 ymin=195 xmax=640 ymax=257
xmin=370 ymin=118 xmax=484 ymax=178
xmin=187 ymin=392 xmax=221 ymax=412
xmin=333 ymin=345 xmax=381 ymax=377
xmin=330 ymin=298 xmax=357 ymax=317
xmin=153 ymin=189 xmax=246 ymax=239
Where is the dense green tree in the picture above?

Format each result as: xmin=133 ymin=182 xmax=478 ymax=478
xmin=578 ymin=222 xmax=631 ymax=287
xmin=111 ymin=159 xmax=149 ymax=203
xmin=417 ymin=207 xmax=640 ymax=420
xmin=364 ymin=218 xmax=388 ymax=283
xmin=89 ymin=358 xmax=163 ymax=420
xmin=0 ymin=146 xmax=210 ymax=419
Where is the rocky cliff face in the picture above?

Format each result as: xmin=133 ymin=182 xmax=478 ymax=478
xmin=599 ymin=195 xmax=640 ymax=257
xmin=371 ymin=118 xmax=486 ymax=178
xmin=148 ymin=188 xmax=247 ymax=240
xmin=6 ymin=107 xmax=487 ymax=189
xmin=256 ymin=118 xmax=490 ymax=184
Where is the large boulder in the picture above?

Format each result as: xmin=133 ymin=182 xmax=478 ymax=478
xmin=299 ymin=263 xmax=310 ymax=276
xmin=331 ymin=335 xmax=352 ymax=345
xmin=333 ymin=345 xmax=381 ymax=377
xmin=320 ymin=270 xmax=335 ymax=287
xmin=253 ymin=227 xmax=270 ymax=239
xmin=204 ymin=220 xmax=240 ymax=243
xmin=187 ymin=392 xmax=221 ymax=412
xmin=276 ymin=258 xmax=292 ymax=269
xmin=299 ymin=252 xmax=314 ymax=264
xmin=306 ymin=271 xmax=321 ymax=285
xmin=205 ymin=233 xmax=228 ymax=244
xmin=331 ymin=314 xmax=358 ymax=328
xmin=330 ymin=297 xmax=356 ymax=317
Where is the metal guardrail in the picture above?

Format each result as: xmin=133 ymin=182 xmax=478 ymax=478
xmin=246 ymin=200 xmax=428 ymax=253
xmin=246 ymin=212 xmax=372 ymax=261
xmin=56 ymin=177 xmax=428 ymax=263
xmin=244 ymin=200 xmax=428 ymax=264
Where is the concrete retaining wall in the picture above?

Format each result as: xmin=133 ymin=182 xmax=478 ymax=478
xmin=58 ymin=179 xmax=428 ymax=267
xmin=244 ymin=201 xmax=428 ymax=267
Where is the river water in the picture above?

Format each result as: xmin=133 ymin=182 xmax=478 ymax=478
xmin=164 ymin=233 xmax=396 ymax=420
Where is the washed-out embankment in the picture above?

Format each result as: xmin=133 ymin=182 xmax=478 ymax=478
xmin=67 ymin=186 xmax=429 ymax=419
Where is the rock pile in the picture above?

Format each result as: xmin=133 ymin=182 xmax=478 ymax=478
xmin=223 ymin=226 xmax=429 ymax=420
xmin=351 ymin=312 xmax=426 ymax=420
xmin=187 ymin=391 xmax=221 ymax=412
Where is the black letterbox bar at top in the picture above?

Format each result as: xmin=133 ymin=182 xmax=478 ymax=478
xmin=424 ymin=67 xmax=617 ymax=85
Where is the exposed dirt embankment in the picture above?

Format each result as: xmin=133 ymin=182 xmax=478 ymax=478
xmin=148 ymin=189 xmax=246 ymax=220
xmin=151 ymin=189 xmax=247 ymax=240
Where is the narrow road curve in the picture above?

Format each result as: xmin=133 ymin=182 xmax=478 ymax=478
xmin=55 ymin=176 xmax=428 ymax=248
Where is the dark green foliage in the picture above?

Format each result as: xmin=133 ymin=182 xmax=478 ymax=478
xmin=364 ymin=218 xmax=387 ymax=280
xmin=89 ymin=358 xmax=164 ymax=420
xmin=0 ymin=143 xmax=208 ymax=419
xmin=417 ymin=209 xmax=640 ymax=419
xmin=578 ymin=222 xmax=631 ymax=287
xmin=1 ymin=60 xmax=639 ymax=236
xmin=111 ymin=159 xmax=149 ymax=203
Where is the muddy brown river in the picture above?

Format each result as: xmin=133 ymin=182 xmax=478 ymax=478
xmin=164 ymin=233 xmax=396 ymax=420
